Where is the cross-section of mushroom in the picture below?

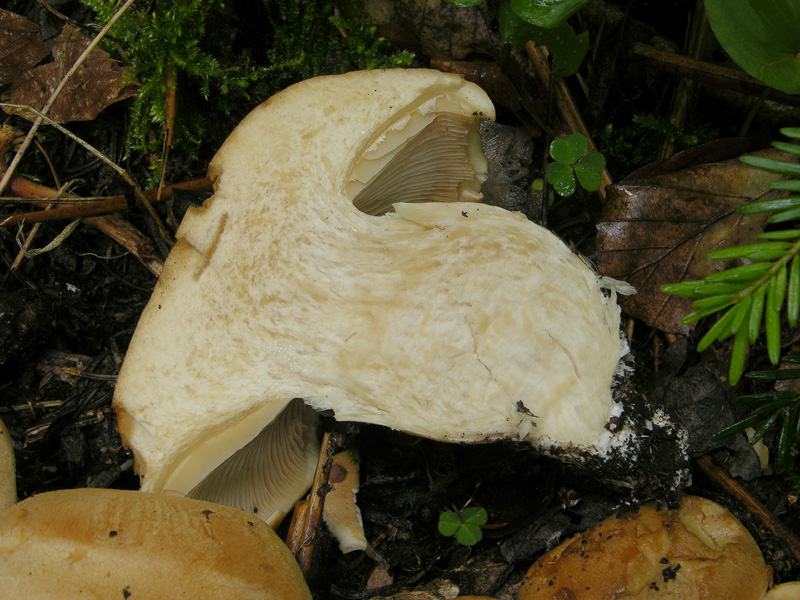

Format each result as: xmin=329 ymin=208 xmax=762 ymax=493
xmin=113 ymin=69 xmax=631 ymax=527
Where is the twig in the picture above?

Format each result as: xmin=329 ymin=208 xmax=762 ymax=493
xmin=695 ymin=455 xmax=800 ymax=565
xmin=1 ymin=176 xmax=212 ymax=226
xmin=659 ymin=0 xmax=709 ymax=160
xmin=525 ymin=43 xmax=613 ymax=202
xmin=0 ymin=103 xmax=173 ymax=248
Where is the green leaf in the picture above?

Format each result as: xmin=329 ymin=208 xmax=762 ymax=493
xmin=705 ymin=0 xmax=800 ymax=94
xmin=789 ymin=256 xmax=800 ymax=327
xmin=692 ymin=294 xmax=734 ymax=309
xmin=759 ymin=229 xmax=800 ymax=240
xmin=770 ymin=180 xmax=800 ymax=192
xmin=746 ymin=368 xmax=800 ymax=380
xmin=574 ymin=151 xmax=606 ymax=192
xmin=748 ymin=410 xmax=781 ymax=445
xmin=740 ymin=155 xmax=800 ymax=178
xmin=731 ymin=294 xmax=753 ymax=334
xmin=456 ymin=522 xmax=483 ymax=546
xmin=681 ymin=303 xmax=735 ymax=325
xmin=460 ymin=507 xmax=488 ymax=526
xmin=443 ymin=0 xmax=485 ymax=6
xmin=729 ymin=324 xmax=749 ymax=385
xmin=738 ymin=391 xmax=799 ymax=404
xmin=769 ymin=206 xmax=800 ymax=224
xmin=704 ymin=262 xmax=772 ymax=282
xmin=438 ymin=512 xmax=461 ymax=537
xmin=550 ymin=134 xmax=588 ymax=164
xmin=739 ymin=196 xmax=800 ymax=214
xmin=498 ymin=0 xmax=589 ymax=76
xmin=697 ymin=306 xmax=737 ymax=352
xmin=661 ymin=281 xmax=706 ymax=297
xmin=784 ymin=350 xmax=800 ymax=363
xmin=782 ymin=127 xmax=800 ymax=139
xmin=707 ymin=241 xmax=791 ymax=261
xmin=545 ymin=161 xmax=576 ymax=196
xmin=510 ymin=0 xmax=591 ymax=29
xmin=711 ymin=397 xmax=795 ymax=441
xmin=772 ymin=141 xmax=800 ymax=157
xmin=749 ymin=284 xmax=767 ymax=344
xmin=766 ymin=277 xmax=781 ymax=364
xmin=776 ymin=406 xmax=800 ymax=474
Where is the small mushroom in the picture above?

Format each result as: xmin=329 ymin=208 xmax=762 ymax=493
xmin=0 ymin=487 xmax=312 ymax=599
xmin=518 ymin=496 xmax=772 ymax=600
xmin=0 ymin=418 xmax=16 ymax=510
xmin=113 ymin=69 xmax=630 ymax=526
xmin=322 ymin=450 xmax=367 ymax=553
xmin=763 ymin=581 xmax=800 ymax=599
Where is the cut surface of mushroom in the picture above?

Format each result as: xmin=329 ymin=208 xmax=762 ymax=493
xmin=322 ymin=450 xmax=367 ymax=553
xmin=113 ymin=69 xmax=626 ymax=527
xmin=0 ymin=488 xmax=312 ymax=600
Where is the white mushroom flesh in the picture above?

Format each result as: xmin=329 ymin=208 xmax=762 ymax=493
xmin=113 ymin=69 xmax=625 ymax=526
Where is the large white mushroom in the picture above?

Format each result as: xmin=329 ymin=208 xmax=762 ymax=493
xmin=113 ymin=68 xmax=636 ymax=527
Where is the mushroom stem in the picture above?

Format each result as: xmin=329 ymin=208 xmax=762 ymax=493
xmin=0 ymin=418 xmax=16 ymax=510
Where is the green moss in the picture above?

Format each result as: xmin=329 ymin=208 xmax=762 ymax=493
xmin=80 ymin=0 xmax=413 ymax=182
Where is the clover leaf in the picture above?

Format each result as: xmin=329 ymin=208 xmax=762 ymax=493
xmin=437 ymin=506 xmax=488 ymax=546
xmin=545 ymin=133 xmax=605 ymax=196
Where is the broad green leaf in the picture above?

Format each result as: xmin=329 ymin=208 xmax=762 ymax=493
xmin=782 ymin=127 xmax=800 ymax=139
xmin=460 ymin=507 xmax=488 ymax=526
xmin=545 ymin=161 xmax=576 ymax=196
xmin=438 ymin=512 xmax=461 ymax=537
xmin=456 ymin=522 xmax=483 ymax=546
xmin=705 ymin=0 xmax=800 ymax=94
xmin=574 ymin=151 xmax=606 ymax=192
xmin=692 ymin=282 xmax=750 ymax=297
xmin=550 ymin=134 xmax=587 ymax=164
xmin=510 ymin=0 xmax=590 ymax=29
xmin=498 ymin=0 xmax=589 ymax=76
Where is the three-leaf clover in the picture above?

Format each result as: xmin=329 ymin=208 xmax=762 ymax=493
xmin=437 ymin=507 xmax=488 ymax=546
xmin=545 ymin=133 xmax=606 ymax=196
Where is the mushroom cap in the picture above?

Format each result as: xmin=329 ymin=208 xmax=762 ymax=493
xmin=518 ymin=496 xmax=772 ymax=600
xmin=113 ymin=68 xmax=625 ymax=525
xmin=0 ymin=488 xmax=312 ymax=600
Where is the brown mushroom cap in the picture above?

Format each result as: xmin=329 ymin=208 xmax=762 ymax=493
xmin=518 ymin=496 xmax=771 ymax=600
xmin=0 ymin=488 xmax=312 ymax=599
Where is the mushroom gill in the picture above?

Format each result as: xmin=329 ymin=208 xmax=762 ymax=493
xmin=113 ymin=69 xmax=627 ymax=528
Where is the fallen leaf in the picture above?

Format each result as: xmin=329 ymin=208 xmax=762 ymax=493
xmin=0 ymin=9 xmax=48 ymax=86
xmin=596 ymin=150 xmax=788 ymax=334
xmin=4 ymin=25 xmax=138 ymax=124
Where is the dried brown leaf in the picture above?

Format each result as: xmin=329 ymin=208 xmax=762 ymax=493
xmin=5 ymin=25 xmax=138 ymax=124
xmin=596 ymin=151 xmax=787 ymax=334
xmin=0 ymin=9 xmax=48 ymax=86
